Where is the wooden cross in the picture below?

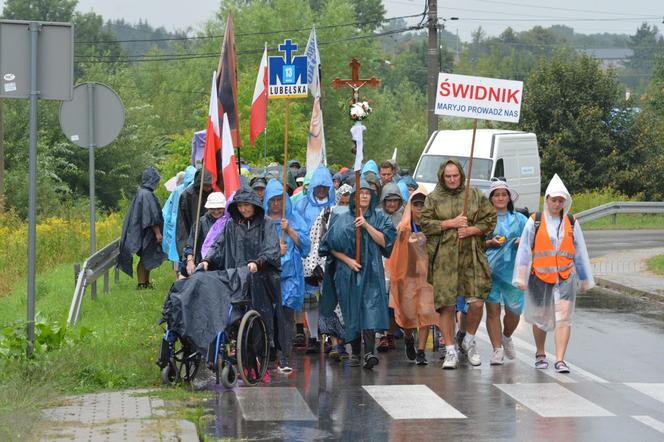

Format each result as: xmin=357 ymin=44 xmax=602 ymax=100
xmin=331 ymin=58 xmax=380 ymax=103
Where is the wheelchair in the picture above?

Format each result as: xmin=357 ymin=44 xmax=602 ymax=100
xmin=157 ymin=298 xmax=269 ymax=388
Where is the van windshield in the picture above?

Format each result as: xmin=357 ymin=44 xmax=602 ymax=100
xmin=415 ymin=155 xmax=493 ymax=183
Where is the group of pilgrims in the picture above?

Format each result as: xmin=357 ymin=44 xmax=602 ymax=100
xmin=118 ymin=156 xmax=594 ymax=380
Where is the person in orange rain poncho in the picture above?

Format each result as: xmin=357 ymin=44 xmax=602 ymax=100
xmin=386 ymin=187 xmax=439 ymax=366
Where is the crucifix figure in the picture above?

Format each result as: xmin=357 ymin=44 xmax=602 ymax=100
xmin=331 ymin=58 xmax=380 ymax=103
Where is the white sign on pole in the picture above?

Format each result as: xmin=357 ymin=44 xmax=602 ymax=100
xmin=435 ymin=73 xmax=523 ymax=123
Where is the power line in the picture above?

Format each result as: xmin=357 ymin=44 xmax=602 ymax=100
xmin=452 ymin=16 xmax=660 ymax=23
xmin=77 ymin=12 xmax=426 ymax=45
xmin=74 ymin=25 xmax=425 ymax=63
xmin=466 ymin=0 xmax=658 ymax=18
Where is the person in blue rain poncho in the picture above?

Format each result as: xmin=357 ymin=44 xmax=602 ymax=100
xmin=483 ymin=179 xmax=528 ymax=366
xmin=319 ymin=179 xmax=396 ymax=370
xmin=294 ymin=165 xmax=335 ymax=352
xmin=162 ymin=166 xmax=196 ymax=268
xmin=263 ymin=179 xmax=311 ymax=372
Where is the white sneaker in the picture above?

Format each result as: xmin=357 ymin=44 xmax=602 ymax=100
xmin=462 ymin=339 xmax=481 ymax=366
xmin=442 ymin=351 xmax=459 ymax=369
xmin=490 ymin=347 xmax=504 ymax=365
xmin=502 ymin=336 xmax=516 ymax=360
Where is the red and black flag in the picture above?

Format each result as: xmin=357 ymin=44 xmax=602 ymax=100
xmin=217 ymin=15 xmax=241 ymax=148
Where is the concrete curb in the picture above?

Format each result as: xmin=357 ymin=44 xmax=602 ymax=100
xmin=595 ymin=276 xmax=664 ymax=304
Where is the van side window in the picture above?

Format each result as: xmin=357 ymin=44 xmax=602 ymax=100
xmin=494 ymin=158 xmax=504 ymax=180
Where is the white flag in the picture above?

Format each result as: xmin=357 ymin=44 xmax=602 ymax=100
xmin=305 ymin=27 xmax=321 ymax=98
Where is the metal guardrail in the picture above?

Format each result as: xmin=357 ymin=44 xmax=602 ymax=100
xmin=575 ymin=201 xmax=664 ymax=224
xmin=67 ymin=237 xmax=121 ymax=326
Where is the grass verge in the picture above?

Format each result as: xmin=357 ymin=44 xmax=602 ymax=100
xmin=646 ymin=254 xmax=664 ymax=276
xmin=0 ymin=261 xmax=177 ymax=440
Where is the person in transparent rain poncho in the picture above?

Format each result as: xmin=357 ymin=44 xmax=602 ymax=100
xmin=513 ymin=174 xmax=594 ymax=374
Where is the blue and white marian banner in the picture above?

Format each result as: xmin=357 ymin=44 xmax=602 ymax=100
xmin=435 ymin=73 xmax=523 ymax=123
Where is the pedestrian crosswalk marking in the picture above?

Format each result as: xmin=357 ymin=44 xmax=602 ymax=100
xmin=235 ymin=387 xmax=317 ymax=421
xmin=625 ymin=383 xmax=664 ymax=405
xmin=507 ymin=333 xmax=610 ymax=383
xmin=363 ymin=385 xmax=466 ymax=419
xmin=631 ymin=416 xmax=664 ymax=434
xmin=475 ymin=330 xmax=576 ymax=384
xmin=494 ymin=383 xmax=614 ymax=417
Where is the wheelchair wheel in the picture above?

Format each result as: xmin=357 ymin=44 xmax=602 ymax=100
xmin=221 ymin=364 xmax=237 ymax=388
xmin=165 ymin=338 xmax=201 ymax=385
xmin=237 ymin=309 xmax=269 ymax=386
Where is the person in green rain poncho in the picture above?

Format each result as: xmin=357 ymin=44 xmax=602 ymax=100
xmin=319 ymin=179 xmax=396 ymax=370
xmin=420 ymin=159 xmax=496 ymax=370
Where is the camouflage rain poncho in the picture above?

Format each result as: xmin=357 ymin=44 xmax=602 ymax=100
xmin=420 ymin=159 xmax=496 ymax=308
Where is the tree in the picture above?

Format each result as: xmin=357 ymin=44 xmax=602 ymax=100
xmin=519 ymin=51 xmax=620 ymax=192
xmin=353 ymin=0 xmax=385 ymax=31
xmin=1 ymin=0 xmax=77 ymax=22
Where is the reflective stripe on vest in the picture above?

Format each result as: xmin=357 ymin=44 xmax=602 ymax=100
xmin=532 ymin=214 xmax=576 ymax=283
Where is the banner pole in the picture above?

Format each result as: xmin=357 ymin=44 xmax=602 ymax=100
xmin=355 ymin=170 xmax=361 ymax=263
xmin=281 ymin=98 xmax=289 ymax=244
xmin=264 ymin=41 xmax=269 ymax=169
xmin=462 ymin=118 xmax=478 ymax=216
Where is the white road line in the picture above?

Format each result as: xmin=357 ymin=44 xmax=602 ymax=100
xmin=495 ymin=383 xmax=614 ymax=418
xmin=508 ymin=332 xmax=610 ymax=383
xmin=625 ymin=383 xmax=664 ymax=404
xmin=363 ymin=385 xmax=466 ymax=419
xmin=235 ymin=387 xmax=317 ymax=421
xmin=631 ymin=415 xmax=664 ymax=434
xmin=475 ymin=330 xmax=576 ymax=383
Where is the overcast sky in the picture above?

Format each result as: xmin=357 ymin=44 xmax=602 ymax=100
xmin=1 ymin=0 xmax=661 ymax=41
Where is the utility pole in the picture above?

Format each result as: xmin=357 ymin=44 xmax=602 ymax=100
xmin=427 ymin=0 xmax=439 ymax=138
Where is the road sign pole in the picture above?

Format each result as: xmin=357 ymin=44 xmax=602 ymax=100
xmin=27 ymin=21 xmax=41 ymax=357
xmin=87 ymin=82 xmax=97 ymax=299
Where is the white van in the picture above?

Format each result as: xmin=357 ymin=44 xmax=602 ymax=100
xmin=413 ymin=129 xmax=541 ymax=213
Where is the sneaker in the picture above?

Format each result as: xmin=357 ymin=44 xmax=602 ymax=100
xmin=534 ymin=354 xmax=548 ymax=369
xmin=363 ymin=352 xmax=379 ymax=370
xmin=462 ymin=338 xmax=481 ymax=366
xmin=293 ymin=333 xmax=306 ymax=347
xmin=262 ymin=370 xmax=271 ymax=383
xmin=348 ymin=354 xmax=361 ymax=367
xmin=338 ymin=346 xmax=350 ymax=360
xmin=416 ymin=350 xmax=428 ymax=366
xmin=456 ymin=331 xmax=466 ymax=355
xmin=305 ymin=338 xmax=319 ymax=354
xmin=328 ymin=347 xmax=340 ymax=361
xmin=278 ymin=355 xmax=293 ymax=374
xmin=387 ymin=334 xmax=396 ymax=350
xmin=404 ymin=336 xmax=416 ymax=361
xmin=377 ymin=336 xmax=389 ymax=353
xmin=554 ymin=360 xmax=570 ymax=373
xmin=442 ymin=351 xmax=459 ymax=369
xmin=438 ymin=345 xmax=447 ymax=361
xmin=490 ymin=347 xmax=504 ymax=366
xmin=502 ymin=335 xmax=516 ymax=360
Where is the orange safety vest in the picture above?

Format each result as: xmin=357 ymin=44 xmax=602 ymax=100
xmin=532 ymin=213 xmax=576 ymax=283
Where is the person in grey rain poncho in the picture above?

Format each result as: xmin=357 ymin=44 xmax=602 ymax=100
xmin=118 ymin=166 xmax=167 ymax=289
xmin=201 ymin=186 xmax=283 ymax=372
xmin=513 ymin=174 xmax=594 ymax=374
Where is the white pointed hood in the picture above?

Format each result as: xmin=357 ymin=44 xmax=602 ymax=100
xmin=544 ymin=173 xmax=572 ymax=214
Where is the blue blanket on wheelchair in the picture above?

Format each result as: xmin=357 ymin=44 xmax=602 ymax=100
xmin=162 ymin=267 xmax=249 ymax=355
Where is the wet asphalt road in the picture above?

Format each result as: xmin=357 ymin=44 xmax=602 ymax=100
xmin=201 ymin=289 xmax=664 ymax=441
xmin=584 ymin=229 xmax=664 ymax=258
